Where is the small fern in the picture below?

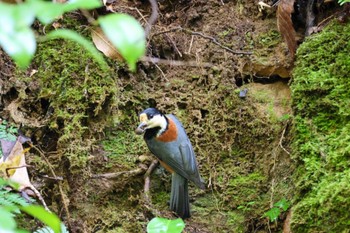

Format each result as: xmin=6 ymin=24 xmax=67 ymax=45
xmin=0 ymin=120 xmax=18 ymax=141
xmin=0 ymin=182 xmax=33 ymax=216
xmin=0 ymin=179 xmax=66 ymax=233
xmin=0 ymin=120 xmax=18 ymax=157
xmin=34 ymin=224 xmax=69 ymax=233
xmin=0 ymin=189 xmax=32 ymax=207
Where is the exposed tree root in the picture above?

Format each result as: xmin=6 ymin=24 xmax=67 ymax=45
xmin=91 ymin=167 xmax=146 ymax=179
xmin=143 ymin=159 xmax=160 ymax=216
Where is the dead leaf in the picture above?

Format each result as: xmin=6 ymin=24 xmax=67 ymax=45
xmin=91 ymin=27 xmax=124 ymax=61
xmin=0 ymin=136 xmax=50 ymax=210
xmin=277 ymin=0 xmax=297 ymax=59
xmin=0 ymin=139 xmax=31 ymax=189
xmin=0 ymin=139 xmax=16 ymax=160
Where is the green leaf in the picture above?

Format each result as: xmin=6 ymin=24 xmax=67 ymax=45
xmin=338 ymin=0 xmax=350 ymax=5
xmin=0 ymin=3 xmax=36 ymax=69
xmin=63 ymin=0 xmax=102 ymax=12
xmin=44 ymin=29 xmax=108 ymax=69
xmin=147 ymin=217 xmax=185 ymax=233
xmin=27 ymin=0 xmax=101 ymax=25
xmin=0 ymin=206 xmax=17 ymax=230
xmin=264 ymin=207 xmax=280 ymax=222
xmin=99 ymin=13 xmax=146 ymax=71
xmin=21 ymin=206 xmax=61 ymax=233
xmin=273 ymin=198 xmax=290 ymax=211
xmin=27 ymin=0 xmax=66 ymax=25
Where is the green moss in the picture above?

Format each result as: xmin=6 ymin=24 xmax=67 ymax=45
xmin=228 ymin=172 xmax=266 ymax=205
xmin=27 ymin=37 xmax=118 ymax=171
xmin=291 ymin=21 xmax=350 ymax=232
xmin=101 ymin=130 xmax=146 ymax=169
xmin=226 ymin=211 xmax=246 ymax=233
xmin=151 ymin=190 xmax=169 ymax=209
xmin=255 ymin=29 xmax=281 ymax=48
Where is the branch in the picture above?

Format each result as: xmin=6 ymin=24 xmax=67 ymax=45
xmin=91 ymin=167 xmax=146 ymax=179
xmin=182 ymin=28 xmax=253 ymax=55
xmin=140 ymin=56 xmax=213 ymax=67
xmin=279 ymin=125 xmax=290 ymax=155
xmin=143 ymin=159 xmax=160 ymax=216
xmin=145 ymin=0 xmax=159 ymax=37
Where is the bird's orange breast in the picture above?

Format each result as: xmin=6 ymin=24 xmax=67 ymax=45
xmin=156 ymin=118 xmax=178 ymax=142
xmin=159 ymin=160 xmax=174 ymax=173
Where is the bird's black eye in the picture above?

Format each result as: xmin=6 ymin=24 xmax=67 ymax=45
xmin=148 ymin=114 xmax=153 ymax=119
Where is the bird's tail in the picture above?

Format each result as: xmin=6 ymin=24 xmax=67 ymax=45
xmin=170 ymin=173 xmax=190 ymax=219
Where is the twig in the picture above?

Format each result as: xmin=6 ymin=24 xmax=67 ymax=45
xmin=118 ymin=6 xmax=149 ymax=30
xmin=140 ymin=56 xmax=213 ymax=67
xmin=182 ymin=29 xmax=253 ymax=55
xmin=143 ymin=159 xmax=159 ymax=215
xmin=144 ymin=160 xmax=159 ymax=193
xmin=279 ymin=126 xmax=290 ymax=155
xmin=30 ymin=144 xmax=71 ymax=228
xmin=80 ymin=9 xmax=97 ymax=25
xmin=153 ymin=63 xmax=168 ymax=81
xmin=152 ymin=26 xmax=182 ymax=36
xmin=187 ymin=35 xmax=194 ymax=54
xmin=165 ymin=34 xmax=182 ymax=57
xmin=152 ymin=26 xmax=253 ymax=55
xmin=91 ymin=167 xmax=145 ymax=179
xmin=28 ymin=184 xmax=50 ymax=211
xmin=41 ymin=175 xmax=64 ymax=181
xmin=5 ymin=165 xmax=33 ymax=178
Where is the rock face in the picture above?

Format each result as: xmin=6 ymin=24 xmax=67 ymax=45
xmin=243 ymin=61 xmax=291 ymax=78
xmin=246 ymin=81 xmax=291 ymax=119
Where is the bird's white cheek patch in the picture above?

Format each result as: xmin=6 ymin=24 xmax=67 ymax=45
xmin=156 ymin=118 xmax=178 ymax=142
xmin=139 ymin=113 xmax=148 ymax=123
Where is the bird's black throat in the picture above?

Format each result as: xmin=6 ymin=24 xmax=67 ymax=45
xmin=143 ymin=116 xmax=169 ymax=140
xmin=144 ymin=126 xmax=161 ymax=140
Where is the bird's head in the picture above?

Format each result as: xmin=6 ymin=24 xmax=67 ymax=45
xmin=135 ymin=108 xmax=167 ymax=135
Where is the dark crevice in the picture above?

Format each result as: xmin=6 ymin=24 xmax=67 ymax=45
xmin=235 ymin=75 xmax=291 ymax=87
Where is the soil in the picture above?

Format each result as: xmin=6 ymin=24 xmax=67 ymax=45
xmin=0 ymin=0 xmax=346 ymax=232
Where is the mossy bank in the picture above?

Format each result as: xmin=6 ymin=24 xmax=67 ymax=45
xmin=291 ymin=21 xmax=350 ymax=232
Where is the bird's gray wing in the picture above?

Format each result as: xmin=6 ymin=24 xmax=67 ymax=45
xmin=179 ymin=141 xmax=205 ymax=189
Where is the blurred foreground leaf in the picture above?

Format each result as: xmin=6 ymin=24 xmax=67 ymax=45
xmin=99 ymin=13 xmax=146 ymax=71
xmin=91 ymin=27 xmax=124 ymax=61
xmin=0 ymin=0 xmax=102 ymax=68
xmin=147 ymin=217 xmax=185 ymax=233
xmin=0 ymin=3 xmax=36 ymax=68
xmin=21 ymin=205 xmax=61 ymax=233
xmin=0 ymin=206 xmax=17 ymax=231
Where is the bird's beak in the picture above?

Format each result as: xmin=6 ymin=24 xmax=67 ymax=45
xmin=135 ymin=122 xmax=147 ymax=135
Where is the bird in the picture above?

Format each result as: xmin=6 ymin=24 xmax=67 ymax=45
xmin=135 ymin=108 xmax=205 ymax=219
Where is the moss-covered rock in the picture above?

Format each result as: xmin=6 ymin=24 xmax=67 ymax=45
xmin=25 ymin=37 xmax=118 ymax=170
xmin=291 ymin=21 xmax=350 ymax=232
